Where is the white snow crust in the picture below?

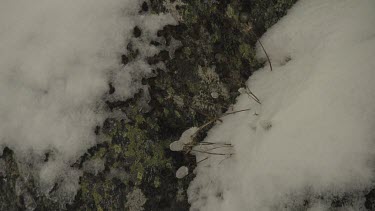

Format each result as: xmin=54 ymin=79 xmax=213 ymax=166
xmin=0 ymin=0 xmax=174 ymax=202
xmin=188 ymin=0 xmax=375 ymax=210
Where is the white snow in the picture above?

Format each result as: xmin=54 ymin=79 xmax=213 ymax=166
xmin=170 ymin=127 xmax=199 ymax=151
xmin=176 ymin=166 xmax=189 ymax=179
xmin=170 ymin=141 xmax=185 ymax=152
xmin=179 ymin=127 xmax=199 ymax=144
xmin=0 ymin=0 xmax=174 ymax=202
xmin=188 ymin=0 xmax=375 ymax=210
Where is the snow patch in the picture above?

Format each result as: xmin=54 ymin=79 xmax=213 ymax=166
xmin=170 ymin=127 xmax=199 ymax=151
xmin=0 ymin=0 xmax=174 ymax=203
xmin=188 ymin=0 xmax=375 ymax=210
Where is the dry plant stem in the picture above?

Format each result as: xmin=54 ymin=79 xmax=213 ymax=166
xmin=191 ymin=149 xmax=233 ymax=156
xmin=196 ymin=157 xmax=209 ymax=165
xmin=251 ymin=31 xmax=273 ymax=71
xmin=185 ymin=143 xmax=232 ymax=148
xmin=192 ymin=108 xmax=252 ymax=138
xmin=187 ymin=109 xmax=250 ymax=158
xmin=258 ymin=39 xmax=273 ymax=71
xmin=222 ymin=108 xmax=252 ymax=116
xmin=245 ymin=87 xmax=261 ymax=104
xmin=200 ymin=141 xmax=231 ymax=146
xmin=187 ymin=96 xmax=229 ymax=111
xmin=219 ymin=155 xmax=232 ymax=165
xmin=192 ymin=118 xmax=220 ymax=137
xmin=205 ymin=146 xmax=233 ymax=152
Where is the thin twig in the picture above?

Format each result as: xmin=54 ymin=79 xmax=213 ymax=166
xmin=196 ymin=157 xmax=209 ymax=165
xmin=192 ymin=108 xmax=252 ymax=138
xmin=192 ymin=117 xmax=220 ymax=137
xmin=200 ymin=141 xmax=232 ymax=146
xmin=251 ymin=31 xmax=273 ymax=71
xmin=222 ymin=108 xmax=252 ymax=116
xmin=191 ymin=149 xmax=233 ymax=156
xmin=204 ymin=146 xmax=233 ymax=152
xmin=258 ymin=39 xmax=273 ymax=71
xmin=246 ymin=87 xmax=261 ymax=104
xmin=218 ymin=155 xmax=232 ymax=165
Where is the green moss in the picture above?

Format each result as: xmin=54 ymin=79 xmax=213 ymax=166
xmin=181 ymin=5 xmax=198 ymax=23
xmin=226 ymin=4 xmax=238 ymax=20
xmin=93 ymin=147 xmax=107 ymax=159
xmin=135 ymin=115 xmax=145 ymax=125
xmin=92 ymin=191 xmax=103 ymax=210
xmin=112 ymin=144 xmax=122 ymax=154
xmin=163 ymin=108 xmax=170 ymax=117
xmin=153 ymin=177 xmax=161 ymax=188
xmin=124 ymin=125 xmax=146 ymax=145
xmin=239 ymin=43 xmax=253 ymax=58
xmin=121 ymin=119 xmax=172 ymax=189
